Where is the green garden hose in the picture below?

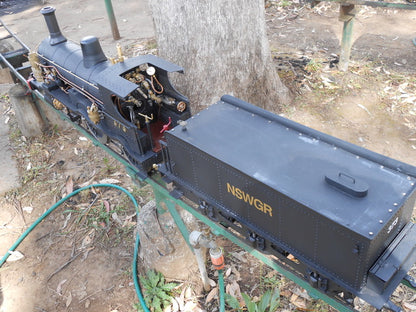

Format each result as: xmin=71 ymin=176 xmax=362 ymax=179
xmin=0 ymin=183 xmax=149 ymax=312
xmin=218 ymin=269 xmax=225 ymax=312
xmin=0 ymin=183 xmax=226 ymax=312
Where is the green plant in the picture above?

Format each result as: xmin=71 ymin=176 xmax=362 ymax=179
xmin=102 ymin=157 xmax=118 ymax=173
xmin=260 ymin=274 xmax=281 ymax=292
xmin=146 ymin=39 xmax=158 ymax=50
xmin=22 ymin=164 xmax=47 ymax=184
xmin=308 ymin=300 xmax=331 ymax=312
xmin=278 ymin=0 xmax=292 ymax=7
xmin=225 ymin=288 xmax=280 ymax=312
xmin=136 ymin=270 xmax=178 ymax=312
xmin=63 ymin=196 xmax=135 ymax=247
xmin=9 ymin=126 xmax=22 ymax=143
xmin=305 ymin=59 xmax=322 ymax=73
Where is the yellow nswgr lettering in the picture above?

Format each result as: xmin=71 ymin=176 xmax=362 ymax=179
xmin=226 ymin=182 xmax=273 ymax=217
xmin=235 ymin=188 xmax=243 ymax=200
xmin=254 ymin=198 xmax=263 ymax=211
xmin=243 ymin=192 xmax=254 ymax=205
xmin=264 ymin=203 xmax=272 ymax=217
xmin=227 ymin=183 xmax=235 ymax=196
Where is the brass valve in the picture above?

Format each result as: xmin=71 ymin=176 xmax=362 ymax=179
xmin=87 ymin=103 xmax=100 ymax=124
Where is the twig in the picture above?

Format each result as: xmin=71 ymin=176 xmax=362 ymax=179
xmin=12 ymin=199 xmax=26 ymax=226
xmin=47 ymin=251 xmax=82 ymax=282
xmin=35 ymin=232 xmax=52 ymax=242
xmin=78 ymin=286 xmax=115 ymax=303
xmin=77 ymin=194 xmax=99 ymax=227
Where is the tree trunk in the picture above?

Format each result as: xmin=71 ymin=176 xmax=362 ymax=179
xmin=148 ymin=0 xmax=290 ymax=113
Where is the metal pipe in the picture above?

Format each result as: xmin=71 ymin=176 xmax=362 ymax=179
xmin=104 ymin=0 xmax=121 ymax=40
xmin=339 ymin=4 xmax=356 ymax=71
xmin=189 ymin=231 xmax=216 ymax=291
xmin=317 ymin=0 xmax=416 ymax=10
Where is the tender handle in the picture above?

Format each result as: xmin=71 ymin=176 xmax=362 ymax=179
xmin=325 ymin=171 xmax=368 ymax=197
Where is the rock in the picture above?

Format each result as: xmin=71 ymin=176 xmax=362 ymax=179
xmin=137 ymin=200 xmax=198 ymax=280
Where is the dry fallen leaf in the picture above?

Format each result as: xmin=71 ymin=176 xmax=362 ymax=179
xmin=61 ymin=212 xmax=71 ymax=230
xmin=66 ymin=176 xmax=73 ymax=195
xmin=184 ymin=301 xmax=198 ymax=311
xmin=403 ymin=301 xmax=416 ymax=312
xmin=232 ymin=266 xmax=241 ymax=281
xmin=227 ymin=281 xmax=241 ymax=297
xmin=280 ymin=289 xmax=292 ymax=298
xmin=103 ymin=200 xmax=110 ymax=213
xmin=56 ymin=279 xmax=67 ymax=295
xmin=99 ymin=178 xmax=121 ymax=184
xmin=112 ymin=212 xmax=123 ymax=226
xmin=65 ymin=291 xmax=72 ymax=307
xmin=22 ymin=206 xmax=33 ymax=214
xmin=81 ymin=229 xmax=95 ymax=248
xmin=230 ymin=251 xmax=247 ymax=263
xmin=184 ymin=286 xmax=193 ymax=299
xmin=290 ymin=293 xmax=307 ymax=310
xmin=171 ymin=297 xmax=179 ymax=312
xmin=178 ymin=287 xmax=186 ymax=311
xmin=6 ymin=250 xmax=24 ymax=262
xmin=85 ymin=299 xmax=91 ymax=309
xmin=205 ymin=287 xmax=218 ymax=304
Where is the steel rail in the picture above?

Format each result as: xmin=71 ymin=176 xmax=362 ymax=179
xmin=309 ymin=0 xmax=416 ymax=10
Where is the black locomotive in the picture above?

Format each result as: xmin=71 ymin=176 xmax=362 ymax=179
xmin=28 ymin=7 xmax=416 ymax=312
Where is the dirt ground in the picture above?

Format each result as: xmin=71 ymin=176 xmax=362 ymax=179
xmin=1 ymin=0 xmax=416 ymax=312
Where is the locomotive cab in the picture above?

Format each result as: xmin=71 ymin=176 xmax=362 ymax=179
xmin=94 ymin=56 xmax=191 ymax=154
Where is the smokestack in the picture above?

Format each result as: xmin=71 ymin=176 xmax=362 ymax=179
xmin=40 ymin=6 xmax=67 ymax=46
xmin=80 ymin=36 xmax=107 ymax=68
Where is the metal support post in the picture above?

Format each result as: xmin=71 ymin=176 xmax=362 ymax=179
xmin=104 ymin=0 xmax=121 ymax=40
xmin=339 ymin=4 xmax=356 ymax=71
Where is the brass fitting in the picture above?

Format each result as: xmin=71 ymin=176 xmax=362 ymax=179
xmin=87 ymin=103 xmax=100 ymax=124
xmin=28 ymin=52 xmax=44 ymax=82
xmin=177 ymin=101 xmax=187 ymax=112
xmin=52 ymin=98 xmax=64 ymax=110
xmin=116 ymin=43 xmax=125 ymax=63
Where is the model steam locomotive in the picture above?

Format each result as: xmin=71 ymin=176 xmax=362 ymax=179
xmin=28 ymin=7 xmax=416 ymax=312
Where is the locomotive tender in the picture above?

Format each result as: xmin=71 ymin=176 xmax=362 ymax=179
xmin=160 ymin=96 xmax=416 ymax=311
xmin=28 ymin=7 xmax=416 ymax=312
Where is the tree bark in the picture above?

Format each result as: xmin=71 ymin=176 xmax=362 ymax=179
xmin=148 ymin=0 xmax=290 ymax=113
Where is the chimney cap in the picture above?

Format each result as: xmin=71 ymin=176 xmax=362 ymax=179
xmin=40 ymin=6 xmax=56 ymax=14
xmin=40 ymin=6 xmax=67 ymax=46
